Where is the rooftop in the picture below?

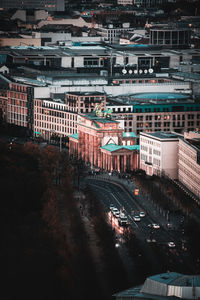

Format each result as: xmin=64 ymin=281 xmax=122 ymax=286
xmin=140 ymin=131 xmax=180 ymax=140
xmin=114 ymin=272 xmax=200 ymax=300
xmin=186 ymin=138 xmax=200 ymax=151
xmin=101 ymin=143 xmax=140 ymax=152
xmin=123 ymin=132 xmax=136 ymax=138
xmin=69 ymin=133 xmax=79 ymax=140
xmin=66 ymin=91 xmax=105 ymax=96
xmin=132 ymin=92 xmax=189 ymax=101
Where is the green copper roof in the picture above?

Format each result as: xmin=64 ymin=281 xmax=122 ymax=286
xmin=69 ymin=133 xmax=79 ymax=140
xmin=123 ymin=132 xmax=136 ymax=138
xmin=101 ymin=143 xmax=140 ymax=152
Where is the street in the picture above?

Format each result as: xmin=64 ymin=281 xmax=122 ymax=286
xmin=81 ymin=174 xmax=196 ymax=273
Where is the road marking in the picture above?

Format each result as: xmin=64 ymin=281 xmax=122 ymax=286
xmin=128 ymin=214 xmax=139 ymax=228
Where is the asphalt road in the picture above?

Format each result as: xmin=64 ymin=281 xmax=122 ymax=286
xmin=81 ymin=176 xmax=196 ymax=273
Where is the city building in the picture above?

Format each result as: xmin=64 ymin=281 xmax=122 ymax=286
xmin=98 ymin=23 xmax=134 ymax=44
xmin=107 ymin=96 xmax=200 ymax=141
xmin=113 ymin=272 xmax=200 ymax=300
xmin=149 ymin=25 xmax=191 ymax=49
xmin=34 ymin=92 xmax=106 ymax=140
xmin=178 ymin=131 xmax=200 ymax=199
xmin=117 ymin=0 xmax=133 ymax=5
xmin=134 ymin=0 xmax=167 ymax=6
xmin=7 ymin=81 xmax=34 ymax=134
xmin=0 ymin=89 xmax=8 ymax=121
xmin=65 ymin=92 xmax=106 ymax=114
xmin=69 ymin=109 xmax=139 ymax=173
xmin=0 ymin=74 xmax=10 ymax=122
xmin=0 ymin=0 xmax=65 ymax=11
xmin=0 ymin=35 xmax=41 ymax=47
xmin=139 ymin=131 xmax=179 ymax=178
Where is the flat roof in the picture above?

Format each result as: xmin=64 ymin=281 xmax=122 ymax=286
xmin=132 ymin=92 xmax=189 ymax=100
xmin=66 ymin=91 xmax=105 ymax=96
xmin=186 ymin=138 xmax=200 ymax=150
xmin=140 ymin=131 xmax=179 ymax=140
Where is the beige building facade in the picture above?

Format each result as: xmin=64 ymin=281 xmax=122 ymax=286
xmin=178 ymin=131 xmax=200 ymax=199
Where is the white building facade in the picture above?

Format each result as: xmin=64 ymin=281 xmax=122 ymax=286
xmin=140 ymin=131 xmax=179 ymax=179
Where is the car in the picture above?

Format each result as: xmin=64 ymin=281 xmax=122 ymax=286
xmin=152 ymin=223 xmax=160 ymax=229
xmin=118 ymin=213 xmax=128 ymax=226
xmin=167 ymin=223 xmax=172 ymax=229
xmin=133 ymin=215 xmax=141 ymax=222
xmin=109 ymin=204 xmax=115 ymax=211
xmin=112 ymin=208 xmax=120 ymax=218
xmin=168 ymin=242 xmax=176 ymax=248
xmin=148 ymin=223 xmax=160 ymax=229
xmin=139 ymin=211 xmax=145 ymax=217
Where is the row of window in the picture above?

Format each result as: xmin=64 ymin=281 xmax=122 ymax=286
xmin=179 ymin=154 xmax=200 ymax=175
xmin=34 ymin=122 xmax=76 ymax=133
xmin=179 ymin=144 xmax=196 ymax=160
xmin=8 ymin=92 xmax=27 ymax=101
xmin=153 ymin=157 xmax=161 ymax=166
xmin=136 ymin=114 xmax=191 ymax=121
xmin=179 ymin=174 xmax=200 ymax=198
xmin=36 ymin=110 xmax=77 ymax=120
xmin=140 ymin=137 xmax=161 ymax=147
xmin=135 ymin=121 xmax=192 ymax=128
xmin=8 ymin=106 xmax=27 ymax=114
xmin=8 ymin=98 xmax=27 ymax=106
xmin=8 ymin=113 xmax=27 ymax=121
xmin=10 ymin=84 xmax=27 ymax=93
xmin=179 ymin=165 xmax=200 ymax=184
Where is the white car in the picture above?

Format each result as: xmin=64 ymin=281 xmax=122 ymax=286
xmin=152 ymin=223 xmax=160 ymax=229
xmin=112 ymin=208 xmax=120 ymax=218
xmin=148 ymin=223 xmax=160 ymax=229
xmin=109 ymin=204 xmax=115 ymax=211
xmin=118 ymin=213 xmax=128 ymax=226
xmin=139 ymin=211 xmax=145 ymax=217
xmin=168 ymin=242 xmax=176 ymax=248
xmin=133 ymin=215 xmax=141 ymax=222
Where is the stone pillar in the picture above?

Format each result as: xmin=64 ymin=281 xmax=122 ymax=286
xmin=117 ymin=155 xmax=120 ymax=173
xmin=136 ymin=151 xmax=139 ymax=169
xmin=82 ymin=132 xmax=86 ymax=161
xmin=130 ymin=153 xmax=133 ymax=171
xmin=78 ymin=131 xmax=82 ymax=160
xmin=124 ymin=155 xmax=127 ymax=173
xmin=97 ymin=138 xmax=101 ymax=168
xmin=85 ymin=133 xmax=89 ymax=163
xmin=93 ymin=136 xmax=97 ymax=166
xmin=110 ymin=155 xmax=113 ymax=172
